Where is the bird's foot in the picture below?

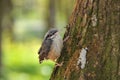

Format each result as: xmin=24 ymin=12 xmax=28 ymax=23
xmin=55 ymin=61 xmax=64 ymax=67
xmin=63 ymin=36 xmax=69 ymax=42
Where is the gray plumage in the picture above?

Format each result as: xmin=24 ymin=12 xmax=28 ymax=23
xmin=38 ymin=28 xmax=63 ymax=63
xmin=38 ymin=39 xmax=52 ymax=62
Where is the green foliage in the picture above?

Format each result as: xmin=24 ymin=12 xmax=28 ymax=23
xmin=0 ymin=0 xmax=74 ymax=80
xmin=2 ymin=39 xmax=55 ymax=80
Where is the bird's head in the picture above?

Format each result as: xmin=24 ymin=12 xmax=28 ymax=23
xmin=44 ymin=28 xmax=58 ymax=40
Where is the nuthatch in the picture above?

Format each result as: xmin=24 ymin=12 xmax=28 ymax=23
xmin=38 ymin=28 xmax=63 ymax=66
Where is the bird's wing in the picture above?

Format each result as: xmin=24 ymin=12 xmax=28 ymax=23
xmin=38 ymin=39 xmax=52 ymax=62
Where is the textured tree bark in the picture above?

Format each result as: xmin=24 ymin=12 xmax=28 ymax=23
xmin=50 ymin=0 xmax=120 ymax=80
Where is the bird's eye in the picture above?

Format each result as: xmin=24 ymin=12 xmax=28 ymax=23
xmin=47 ymin=34 xmax=52 ymax=37
xmin=48 ymin=35 xmax=50 ymax=37
xmin=46 ymin=33 xmax=53 ymax=39
xmin=49 ymin=34 xmax=52 ymax=36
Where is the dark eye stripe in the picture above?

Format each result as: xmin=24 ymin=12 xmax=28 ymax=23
xmin=53 ymin=31 xmax=57 ymax=34
xmin=45 ymin=34 xmax=52 ymax=39
xmin=45 ymin=29 xmax=58 ymax=40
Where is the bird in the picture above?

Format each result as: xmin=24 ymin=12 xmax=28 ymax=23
xmin=38 ymin=28 xmax=63 ymax=66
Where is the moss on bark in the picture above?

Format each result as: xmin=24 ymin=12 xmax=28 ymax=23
xmin=50 ymin=0 xmax=120 ymax=80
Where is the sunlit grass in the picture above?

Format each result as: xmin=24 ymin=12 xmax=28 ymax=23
xmin=2 ymin=37 xmax=55 ymax=80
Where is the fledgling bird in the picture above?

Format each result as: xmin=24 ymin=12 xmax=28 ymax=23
xmin=38 ymin=28 xmax=63 ymax=66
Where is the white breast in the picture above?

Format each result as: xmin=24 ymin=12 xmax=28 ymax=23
xmin=52 ymin=33 xmax=63 ymax=57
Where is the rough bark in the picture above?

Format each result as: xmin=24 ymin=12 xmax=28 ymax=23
xmin=50 ymin=0 xmax=120 ymax=80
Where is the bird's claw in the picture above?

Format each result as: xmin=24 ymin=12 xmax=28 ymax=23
xmin=55 ymin=61 xmax=64 ymax=67
xmin=63 ymin=36 xmax=69 ymax=42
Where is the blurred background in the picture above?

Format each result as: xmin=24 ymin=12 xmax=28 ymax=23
xmin=0 ymin=0 xmax=74 ymax=80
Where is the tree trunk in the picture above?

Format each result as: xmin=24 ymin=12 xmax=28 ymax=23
xmin=0 ymin=0 xmax=13 ymax=77
xmin=3 ymin=0 xmax=13 ymax=41
xmin=46 ymin=0 xmax=55 ymax=29
xmin=0 ymin=0 xmax=3 ymax=77
xmin=50 ymin=0 xmax=120 ymax=80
